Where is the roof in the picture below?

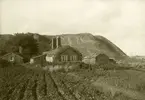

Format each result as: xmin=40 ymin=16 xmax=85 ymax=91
xmin=31 ymin=54 xmax=45 ymax=59
xmin=1 ymin=52 xmax=23 ymax=59
xmin=43 ymin=45 xmax=82 ymax=56
xmin=83 ymin=53 xmax=109 ymax=59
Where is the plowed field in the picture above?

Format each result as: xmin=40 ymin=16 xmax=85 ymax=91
xmin=0 ymin=66 xmax=139 ymax=100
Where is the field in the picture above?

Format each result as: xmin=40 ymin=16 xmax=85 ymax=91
xmin=0 ymin=65 xmax=145 ymax=100
xmin=74 ymin=68 xmax=145 ymax=100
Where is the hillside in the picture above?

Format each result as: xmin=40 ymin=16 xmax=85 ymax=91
xmin=59 ymin=33 xmax=127 ymax=59
xmin=0 ymin=33 xmax=128 ymax=59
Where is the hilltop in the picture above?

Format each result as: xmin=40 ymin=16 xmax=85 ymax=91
xmin=57 ymin=33 xmax=128 ymax=59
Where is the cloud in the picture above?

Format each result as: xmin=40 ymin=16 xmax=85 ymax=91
xmin=1 ymin=0 xmax=145 ymax=55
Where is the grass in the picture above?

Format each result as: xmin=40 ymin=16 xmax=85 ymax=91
xmin=68 ymin=63 xmax=145 ymax=100
xmin=1 ymin=62 xmax=145 ymax=100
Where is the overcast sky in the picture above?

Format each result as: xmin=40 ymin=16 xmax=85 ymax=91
xmin=1 ymin=0 xmax=145 ymax=56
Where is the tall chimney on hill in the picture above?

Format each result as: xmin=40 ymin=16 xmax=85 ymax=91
xmin=56 ymin=36 xmax=61 ymax=48
xmin=52 ymin=37 xmax=57 ymax=50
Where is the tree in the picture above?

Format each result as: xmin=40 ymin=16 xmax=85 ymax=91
xmin=37 ymin=35 xmax=51 ymax=53
xmin=5 ymin=33 xmax=39 ymax=62
xmin=0 ymin=35 xmax=9 ymax=56
xmin=0 ymin=58 xmax=11 ymax=68
xmin=0 ymin=50 xmax=7 ymax=56
xmin=19 ymin=34 xmax=38 ymax=55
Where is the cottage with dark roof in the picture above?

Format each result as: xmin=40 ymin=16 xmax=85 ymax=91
xmin=1 ymin=52 xmax=23 ymax=64
xmin=30 ymin=54 xmax=46 ymax=67
xmin=43 ymin=36 xmax=82 ymax=63
xmin=83 ymin=53 xmax=114 ymax=65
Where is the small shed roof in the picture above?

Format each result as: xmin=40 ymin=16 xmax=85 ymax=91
xmin=31 ymin=54 xmax=46 ymax=59
xmin=83 ymin=53 xmax=109 ymax=59
xmin=43 ymin=45 xmax=82 ymax=56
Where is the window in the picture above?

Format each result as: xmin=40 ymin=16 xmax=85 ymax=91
xmin=10 ymin=56 xmax=14 ymax=62
xmin=70 ymin=56 xmax=73 ymax=61
xmin=73 ymin=55 xmax=77 ymax=61
xmin=70 ymin=55 xmax=77 ymax=61
xmin=61 ymin=56 xmax=64 ymax=61
xmin=61 ymin=55 xmax=68 ymax=61
xmin=46 ymin=56 xmax=54 ymax=62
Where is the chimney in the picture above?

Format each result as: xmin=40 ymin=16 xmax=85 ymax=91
xmin=56 ymin=36 xmax=61 ymax=48
xmin=19 ymin=46 xmax=23 ymax=54
xmin=51 ymin=37 xmax=57 ymax=50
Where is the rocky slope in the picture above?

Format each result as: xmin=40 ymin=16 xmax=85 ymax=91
xmin=59 ymin=33 xmax=128 ymax=59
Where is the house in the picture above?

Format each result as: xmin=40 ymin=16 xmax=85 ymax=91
xmin=43 ymin=45 xmax=82 ymax=63
xmin=96 ymin=54 xmax=110 ymax=65
xmin=83 ymin=53 xmax=111 ymax=65
xmin=30 ymin=54 xmax=46 ymax=66
xmin=1 ymin=52 xmax=23 ymax=64
xmin=43 ymin=36 xmax=82 ymax=63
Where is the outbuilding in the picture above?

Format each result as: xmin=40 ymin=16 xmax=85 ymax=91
xmin=43 ymin=45 xmax=82 ymax=63
xmin=96 ymin=54 xmax=110 ymax=65
xmin=43 ymin=36 xmax=82 ymax=63
xmin=83 ymin=53 xmax=111 ymax=65
xmin=30 ymin=54 xmax=46 ymax=66
xmin=1 ymin=52 xmax=23 ymax=64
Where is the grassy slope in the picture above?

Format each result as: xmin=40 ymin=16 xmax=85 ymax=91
xmin=73 ymin=68 xmax=145 ymax=100
xmin=94 ymin=35 xmax=127 ymax=59
xmin=95 ymin=70 xmax=145 ymax=90
xmin=60 ymin=33 xmax=128 ymax=59
xmin=93 ymin=69 xmax=145 ymax=100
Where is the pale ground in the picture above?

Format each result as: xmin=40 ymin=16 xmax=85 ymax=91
xmin=67 ymin=71 xmax=145 ymax=100
xmin=92 ymin=81 xmax=145 ymax=100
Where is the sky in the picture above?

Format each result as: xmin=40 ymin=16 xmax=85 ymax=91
xmin=1 ymin=0 xmax=145 ymax=56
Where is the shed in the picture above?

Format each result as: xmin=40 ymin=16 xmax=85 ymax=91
xmin=83 ymin=53 xmax=110 ymax=65
xmin=30 ymin=54 xmax=46 ymax=66
xmin=96 ymin=54 xmax=110 ymax=65
xmin=1 ymin=52 xmax=23 ymax=64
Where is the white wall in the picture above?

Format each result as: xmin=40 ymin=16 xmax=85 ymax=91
xmin=30 ymin=58 xmax=34 ymax=64
xmin=46 ymin=56 xmax=54 ymax=62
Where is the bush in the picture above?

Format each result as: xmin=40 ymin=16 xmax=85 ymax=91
xmin=22 ymin=56 xmax=30 ymax=63
xmin=0 ymin=50 xmax=7 ymax=56
xmin=0 ymin=59 xmax=11 ymax=68
xmin=97 ymin=63 xmax=115 ymax=70
xmin=79 ymin=62 xmax=90 ymax=69
xmin=136 ymin=82 xmax=145 ymax=92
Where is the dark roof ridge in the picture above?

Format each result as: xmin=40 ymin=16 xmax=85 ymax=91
xmin=1 ymin=52 xmax=23 ymax=59
xmin=43 ymin=45 xmax=82 ymax=56
xmin=31 ymin=54 xmax=45 ymax=59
